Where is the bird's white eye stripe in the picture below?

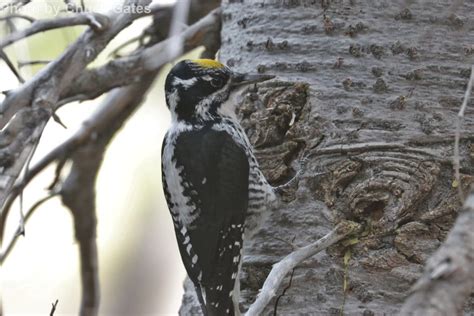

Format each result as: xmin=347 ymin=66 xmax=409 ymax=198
xmin=174 ymin=77 xmax=197 ymax=88
xmin=202 ymin=75 xmax=213 ymax=81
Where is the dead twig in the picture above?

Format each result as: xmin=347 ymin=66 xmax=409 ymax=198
xmin=453 ymin=65 xmax=474 ymax=201
xmin=0 ymin=0 xmax=33 ymax=12
xmin=108 ymin=34 xmax=146 ymax=58
xmin=0 ymin=12 xmax=110 ymax=50
xmin=0 ymin=49 xmax=24 ymax=83
xmin=60 ymin=71 xmax=160 ymax=316
xmin=61 ymin=8 xmax=222 ymax=104
xmin=50 ymin=299 xmax=59 ymax=316
xmin=0 ymin=0 xmax=155 ymax=235
xmin=245 ymin=221 xmax=361 ymax=316
xmin=0 ymin=9 xmax=221 ymax=240
xmin=273 ymin=268 xmax=296 ymax=316
xmin=0 ymin=14 xmax=35 ymax=23
xmin=17 ymin=60 xmax=51 ymax=68
xmin=0 ymin=192 xmax=58 ymax=264
xmin=1 ymin=5 xmax=221 ymax=316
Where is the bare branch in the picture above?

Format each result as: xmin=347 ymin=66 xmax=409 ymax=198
xmin=17 ymin=60 xmax=50 ymax=68
xmin=0 ymin=7 xmax=221 ymax=244
xmin=245 ymin=221 xmax=361 ymax=316
xmin=0 ymin=0 xmax=153 ymax=233
xmin=61 ymin=146 xmax=102 ymax=316
xmin=0 ymin=14 xmax=35 ymax=23
xmin=0 ymin=13 xmax=110 ymax=50
xmin=108 ymin=35 xmax=145 ymax=58
xmin=59 ymin=68 xmax=159 ymax=316
xmin=453 ymin=65 xmax=474 ymax=201
xmin=0 ymin=0 xmax=33 ymax=12
xmin=167 ymin=0 xmax=191 ymax=59
xmin=0 ymin=49 xmax=24 ymax=83
xmin=0 ymin=0 xmax=153 ymax=127
xmin=399 ymin=190 xmax=474 ymax=315
xmin=0 ymin=108 xmax=50 ymax=239
xmin=1 ymin=4 xmax=220 ymax=316
xmin=273 ymin=267 xmax=296 ymax=316
xmin=61 ymin=8 xmax=222 ymax=103
xmin=16 ymin=59 xmax=49 ymax=68
xmin=0 ymin=192 xmax=58 ymax=264
xmin=50 ymin=299 xmax=59 ymax=316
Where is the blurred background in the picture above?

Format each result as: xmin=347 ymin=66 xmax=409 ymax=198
xmin=1 ymin=0 xmax=193 ymax=314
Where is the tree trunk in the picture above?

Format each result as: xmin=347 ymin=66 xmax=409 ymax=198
xmin=182 ymin=0 xmax=474 ymax=314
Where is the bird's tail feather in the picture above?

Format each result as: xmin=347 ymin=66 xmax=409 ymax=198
xmin=204 ymin=285 xmax=235 ymax=316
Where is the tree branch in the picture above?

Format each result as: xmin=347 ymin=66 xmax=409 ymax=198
xmin=0 ymin=0 xmax=33 ymax=12
xmin=453 ymin=65 xmax=474 ymax=201
xmin=245 ymin=221 xmax=362 ymax=316
xmin=50 ymin=299 xmax=59 ymax=316
xmin=61 ymin=8 xmax=222 ymax=103
xmin=0 ymin=0 xmax=153 ymax=233
xmin=1 ymin=3 xmax=220 ymax=315
xmin=399 ymin=190 xmax=474 ymax=316
xmin=0 ymin=193 xmax=58 ymax=264
xmin=0 ymin=12 xmax=109 ymax=50
xmin=0 ymin=7 xmax=221 ymax=245
xmin=0 ymin=49 xmax=24 ymax=83
xmin=0 ymin=13 xmax=35 ymax=23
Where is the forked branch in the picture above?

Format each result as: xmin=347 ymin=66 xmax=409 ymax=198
xmin=0 ymin=8 xmax=222 ymax=246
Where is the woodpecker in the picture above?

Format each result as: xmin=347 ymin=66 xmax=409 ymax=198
xmin=161 ymin=59 xmax=276 ymax=315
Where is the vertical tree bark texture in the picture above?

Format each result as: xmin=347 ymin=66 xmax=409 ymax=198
xmin=182 ymin=0 xmax=474 ymax=314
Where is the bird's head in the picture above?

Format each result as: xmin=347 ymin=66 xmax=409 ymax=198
xmin=165 ymin=59 xmax=274 ymax=123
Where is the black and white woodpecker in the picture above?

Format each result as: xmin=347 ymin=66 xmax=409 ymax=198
xmin=161 ymin=59 xmax=276 ymax=315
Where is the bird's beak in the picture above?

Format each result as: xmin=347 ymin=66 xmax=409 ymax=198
xmin=230 ymin=73 xmax=275 ymax=89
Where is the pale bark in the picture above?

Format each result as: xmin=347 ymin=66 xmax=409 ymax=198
xmin=181 ymin=0 xmax=474 ymax=314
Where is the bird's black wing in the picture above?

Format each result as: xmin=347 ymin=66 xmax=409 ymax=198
xmin=172 ymin=126 xmax=249 ymax=315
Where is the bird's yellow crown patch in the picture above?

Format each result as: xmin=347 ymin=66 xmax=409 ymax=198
xmin=192 ymin=59 xmax=225 ymax=69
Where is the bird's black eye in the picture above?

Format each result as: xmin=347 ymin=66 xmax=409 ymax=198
xmin=210 ymin=77 xmax=224 ymax=89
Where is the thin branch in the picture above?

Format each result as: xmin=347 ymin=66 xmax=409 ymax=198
xmin=0 ymin=0 xmax=154 ymax=236
xmin=1 ymin=3 xmax=220 ymax=316
xmin=60 ymin=71 xmax=160 ymax=316
xmin=0 ymin=0 xmax=33 ymax=12
xmin=167 ymin=0 xmax=191 ymax=60
xmin=61 ymin=8 xmax=222 ymax=103
xmin=0 ymin=13 xmax=109 ymax=50
xmin=108 ymin=35 xmax=145 ymax=58
xmin=0 ymin=7 xmax=221 ymax=243
xmin=17 ymin=121 xmax=44 ymax=236
xmin=245 ymin=221 xmax=361 ymax=316
xmin=0 ymin=14 xmax=35 ymax=23
xmin=17 ymin=60 xmax=51 ymax=68
xmin=0 ymin=49 xmax=24 ymax=83
xmin=399 ymin=190 xmax=474 ymax=315
xmin=0 ymin=193 xmax=58 ymax=264
xmin=453 ymin=65 xmax=474 ymax=201
xmin=56 ymin=2 xmax=219 ymax=313
xmin=273 ymin=268 xmax=296 ymax=316
xmin=0 ymin=108 xmax=50 ymax=244
xmin=50 ymin=299 xmax=59 ymax=316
